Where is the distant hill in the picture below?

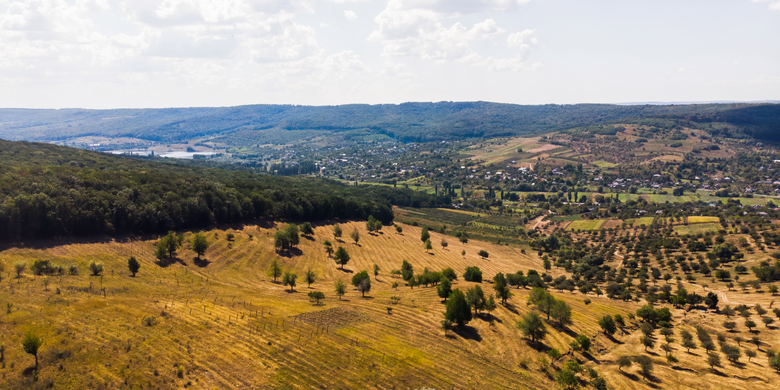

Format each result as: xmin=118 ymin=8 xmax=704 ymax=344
xmin=0 ymin=140 xmax=446 ymax=240
xmin=1 ymin=102 xmax=779 ymax=144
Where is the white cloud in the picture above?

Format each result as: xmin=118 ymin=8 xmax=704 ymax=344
xmin=752 ymin=0 xmax=780 ymax=11
xmin=747 ymin=74 xmax=780 ymax=84
xmin=378 ymin=60 xmax=416 ymax=79
xmin=507 ymin=29 xmax=536 ymax=48
xmin=344 ymin=10 xmax=357 ymax=21
xmin=368 ymin=1 xmax=536 ymax=70
xmin=393 ymin=0 xmax=532 ymax=16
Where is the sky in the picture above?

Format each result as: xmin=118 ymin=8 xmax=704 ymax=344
xmin=0 ymin=0 xmax=778 ymax=109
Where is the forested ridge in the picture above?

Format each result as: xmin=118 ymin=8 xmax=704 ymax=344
xmin=0 ymin=140 xmax=448 ymax=240
xmin=1 ymin=102 xmax=779 ymax=143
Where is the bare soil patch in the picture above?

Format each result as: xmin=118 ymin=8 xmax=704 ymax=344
xmin=294 ymin=307 xmax=370 ymax=328
xmin=526 ymin=144 xmax=559 ymax=153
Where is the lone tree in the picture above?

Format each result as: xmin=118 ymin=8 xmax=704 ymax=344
xmin=570 ymin=334 xmax=591 ymax=352
xmin=494 ymin=273 xmax=511 ymax=304
xmin=300 ymin=222 xmax=314 ymax=236
xmin=282 ymin=271 xmax=298 ymax=292
xmin=437 ymin=277 xmax=452 ymax=302
xmin=333 ymin=224 xmax=343 ymax=239
xmin=420 ymin=227 xmax=430 ymax=243
xmin=333 ymin=247 xmax=350 ymax=270
xmin=424 ymin=239 xmax=433 ymax=253
xmin=616 ymin=356 xmax=632 ymax=371
xmin=191 ymin=233 xmax=209 ymax=259
xmin=352 ymin=270 xmax=370 ymax=287
xmin=517 ymin=312 xmax=547 ymax=343
xmin=307 ymin=291 xmax=324 ymax=304
xmin=323 ymin=240 xmax=334 ymax=257
xmin=350 ymin=228 xmax=360 ymax=244
xmin=444 ymin=289 xmax=472 ymax=327
xmin=22 ymin=331 xmax=42 ymax=367
xmin=127 ymin=256 xmax=140 ymax=277
xmin=269 ymin=258 xmax=283 ymax=282
xmin=598 ymin=315 xmax=617 ymax=336
xmin=334 ymin=279 xmax=347 ymax=300
xmin=634 ymin=356 xmax=654 ymax=379
xmin=14 ymin=262 xmax=26 ymax=278
xmin=89 ymin=261 xmax=104 ymax=276
xmin=478 ymin=250 xmax=489 ymax=259
xmin=304 ymin=268 xmax=317 ymax=288
xmin=358 ymin=278 xmax=371 ymax=297
xmin=373 ymin=263 xmax=380 ymax=280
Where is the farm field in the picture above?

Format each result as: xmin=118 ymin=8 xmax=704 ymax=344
xmin=634 ymin=217 xmax=656 ymax=227
xmin=687 ymin=216 xmax=720 ymax=224
xmin=672 ymin=222 xmax=721 ymax=235
xmin=566 ymin=219 xmax=605 ymax=231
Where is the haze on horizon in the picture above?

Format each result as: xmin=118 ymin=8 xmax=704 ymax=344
xmin=1 ymin=0 xmax=778 ymax=109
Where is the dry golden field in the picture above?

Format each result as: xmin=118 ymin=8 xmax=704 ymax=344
xmin=1 ymin=220 xmax=779 ymax=389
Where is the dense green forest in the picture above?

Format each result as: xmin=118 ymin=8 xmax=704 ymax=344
xmin=1 ymin=102 xmax=778 ymax=144
xmin=0 ymin=141 xmax=448 ymax=240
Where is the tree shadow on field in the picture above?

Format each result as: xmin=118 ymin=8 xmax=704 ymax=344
xmin=618 ymin=371 xmax=638 ymax=381
xmin=502 ymin=303 xmax=520 ymax=314
xmin=605 ymin=334 xmax=624 ymax=344
xmin=22 ymin=366 xmax=37 ymax=377
xmin=278 ymin=248 xmax=303 ymax=258
xmin=193 ymin=257 xmax=211 ymax=267
xmin=709 ymin=368 xmax=729 ymax=377
xmin=561 ymin=326 xmax=578 ymax=338
xmin=156 ymin=256 xmax=184 ymax=268
xmin=731 ymin=361 xmax=747 ymax=369
xmin=524 ymin=340 xmax=550 ymax=352
xmin=338 ymin=269 xmax=354 ymax=274
xmin=302 ymin=235 xmax=315 ymax=242
xmin=455 ymin=325 xmax=482 ymax=341
xmin=481 ymin=313 xmax=503 ymax=324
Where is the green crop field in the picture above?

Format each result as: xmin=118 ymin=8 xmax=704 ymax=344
xmin=674 ymin=223 xmax=721 ymax=235
xmin=634 ymin=217 xmax=656 ymax=226
xmin=549 ymin=214 xmax=583 ymax=222
xmin=566 ymin=219 xmax=605 ymax=231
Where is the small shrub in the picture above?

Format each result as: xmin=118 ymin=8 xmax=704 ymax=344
xmin=584 ymin=298 xmax=592 ymax=305
xmin=88 ymin=261 xmax=103 ymax=276
xmin=13 ymin=262 xmax=26 ymax=277
xmin=68 ymin=265 xmax=78 ymax=275
xmin=143 ymin=316 xmax=158 ymax=327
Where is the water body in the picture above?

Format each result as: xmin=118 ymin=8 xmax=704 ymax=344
xmin=158 ymin=151 xmax=217 ymax=159
xmin=106 ymin=150 xmax=153 ymax=156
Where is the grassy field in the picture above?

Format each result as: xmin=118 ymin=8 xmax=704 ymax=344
xmin=437 ymin=208 xmax=482 ymax=217
xmin=549 ymin=214 xmax=583 ymax=222
xmin=673 ymin=222 xmax=721 ymax=235
xmin=0 ymin=221 xmax=573 ymax=390
xmin=566 ymin=219 xmax=605 ymax=231
xmin=688 ymin=216 xmax=720 ymax=224
xmin=2 ymin=218 xmax=780 ymax=389
xmin=592 ymin=160 xmax=617 ymax=168
xmin=634 ymin=217 xmax=656 ymax=227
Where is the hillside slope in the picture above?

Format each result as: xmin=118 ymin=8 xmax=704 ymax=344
xmin=1 ymin=221 xmax=777 ymax=389
xmin=1 ymin=102 xmax=779 ymax=144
